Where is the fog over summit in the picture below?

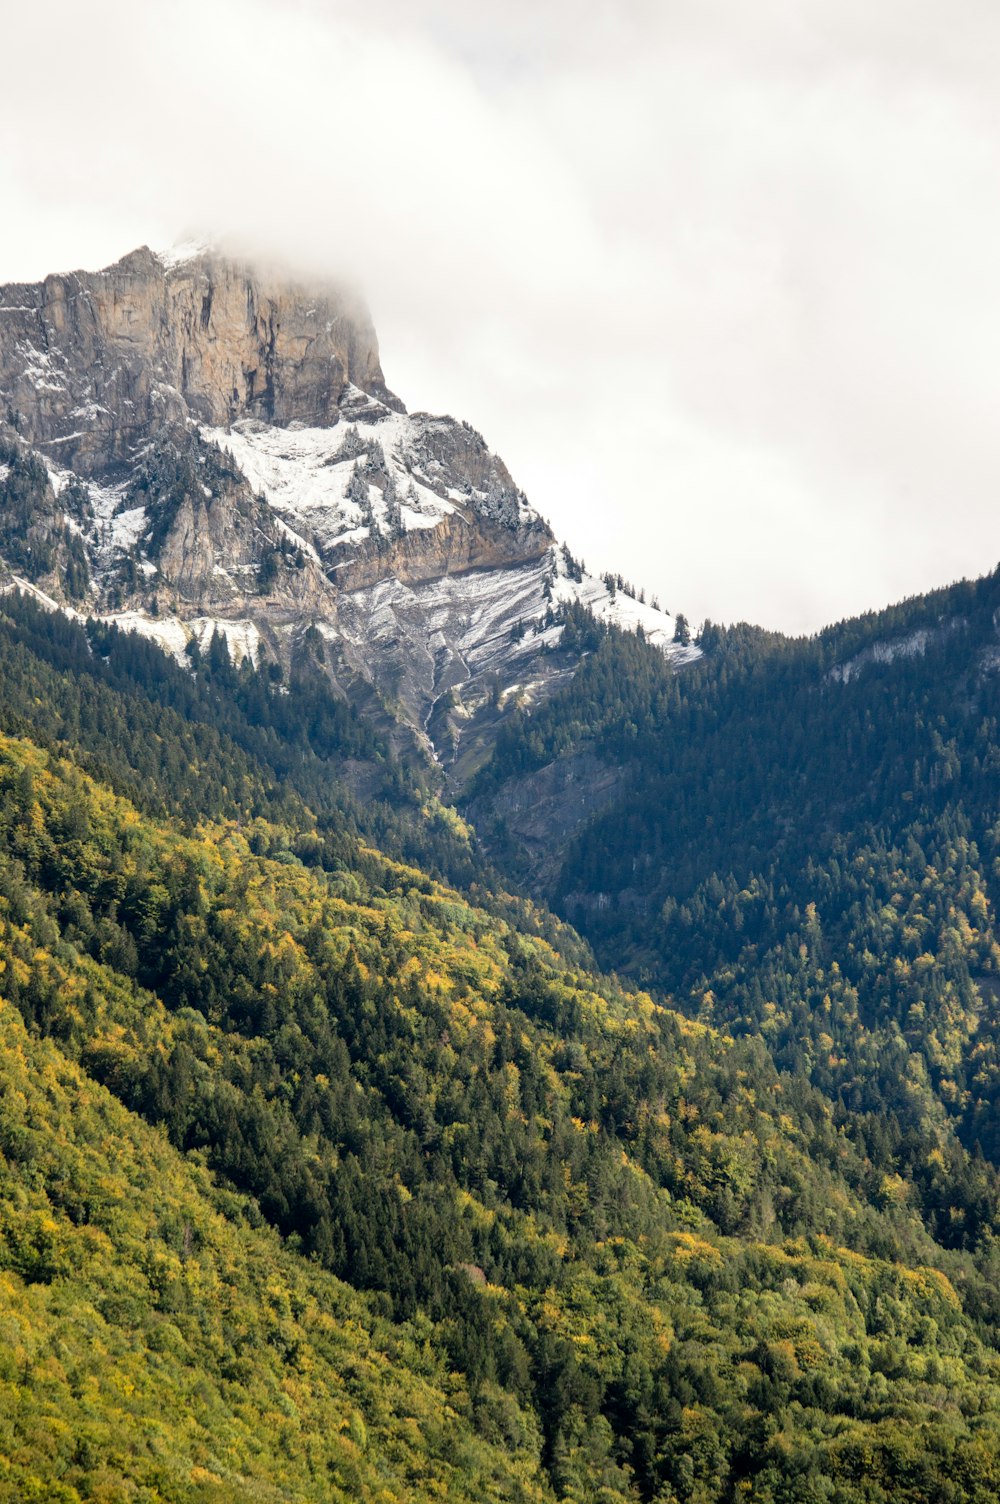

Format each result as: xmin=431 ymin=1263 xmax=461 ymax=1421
xmin=3 ymin=0 xmax=1000 ymax=631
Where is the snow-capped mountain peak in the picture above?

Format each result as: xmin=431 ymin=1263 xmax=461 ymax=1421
xmin=0 ymin=244 xmax=697 ymax=772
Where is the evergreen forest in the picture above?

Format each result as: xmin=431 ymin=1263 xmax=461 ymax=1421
xmin=2 ymin=570 xmax=1000 ymax=1503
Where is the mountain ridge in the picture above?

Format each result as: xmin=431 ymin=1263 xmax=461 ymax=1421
xmin=0 ymin=243 xmax=697 ymax=770
xmin=4 ymin=243 xmax=1000 ymax=1502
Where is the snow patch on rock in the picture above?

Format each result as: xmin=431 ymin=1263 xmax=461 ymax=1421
xmin=154 ymin=238 xmax=214 ymax=271
xmin=190 ymin=616 xmax=262 ymax=666
xmin=2 ymin=573 xmax=261 ymax=671
xmin=203 ymin=416 xmax=455 ymax=557
xmin=98 ymin=611 xmax=262 ymax=668
xmin=2 ymin=576 xmax=84 ymax=620
xmin=831 ymin=621 xmax=961 ymax=683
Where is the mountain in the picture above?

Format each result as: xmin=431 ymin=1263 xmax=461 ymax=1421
xmin=5 ymin=242 xmax=1000 ymax=1503
xmin=0 ymin=243 xmax=695 ymax=774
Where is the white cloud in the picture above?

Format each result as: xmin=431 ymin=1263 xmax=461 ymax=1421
xmin=2 ymin=0 xmax=999 ymax=631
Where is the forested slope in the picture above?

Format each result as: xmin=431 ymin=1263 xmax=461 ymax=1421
xmin=4 ymin=600 xmax=1000 ymax=1500
xmin=472 ymin=569 xmax=1000 ymax=1247
xmin=0 ymin=993 xmax=550 ymax=1504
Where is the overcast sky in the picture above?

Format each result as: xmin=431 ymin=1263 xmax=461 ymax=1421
xmin=2 ymin=0 xmax=999 ymax=633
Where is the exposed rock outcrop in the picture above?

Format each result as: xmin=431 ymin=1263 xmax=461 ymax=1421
xmin=327 ymin=506 xmax=551 ymax=593
xmin=0 ymin=244 xmax=399 ymax=476
xmin=0 ymin=243 xmax=690 ymax=771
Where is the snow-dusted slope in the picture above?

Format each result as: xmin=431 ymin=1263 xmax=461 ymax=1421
xmin=204 ymin=408 xmax=696 ymax=659
xmin=9 ymin=403 xmax=697 ymax=766
xmin=199 ymin=406 xmax=697 ymax=754
xmin=550 ymin=560 xmax=700 ymax=661
xmin=0 ymin=243 xmax=698 ymax=773
xmin=203 ymin=412 xmax=458 ymax=555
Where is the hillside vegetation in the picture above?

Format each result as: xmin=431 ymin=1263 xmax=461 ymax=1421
xmin=474 ymin=573 xmax=1000 ymax=1243
xmin=3 ymin=617 xmax=1000 ymax=1499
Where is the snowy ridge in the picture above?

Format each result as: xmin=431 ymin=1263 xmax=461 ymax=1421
xmin=550 ymin=552 xmax=700 ymax=663
xmin=37 ymin=413 xmax=696 ymax=695
xmin=152 ymin=238 xmax=214 ymax=271
xmin=202 ymin=414 xmax=696 ymax=656
xmin=0 ymin=239 xmax=699 ymax=772
xmin=334 ymin=549 xmax=692 ymax=694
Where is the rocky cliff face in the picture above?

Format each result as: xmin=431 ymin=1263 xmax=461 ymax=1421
xmin=0 ymin=244 xmax=398 ymax=474
xmin=0 ymin=243 xmax=695 ymax=772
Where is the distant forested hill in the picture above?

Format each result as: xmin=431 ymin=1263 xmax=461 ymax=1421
xmin=472 ymin=570 xmax=1000 ymax=1235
